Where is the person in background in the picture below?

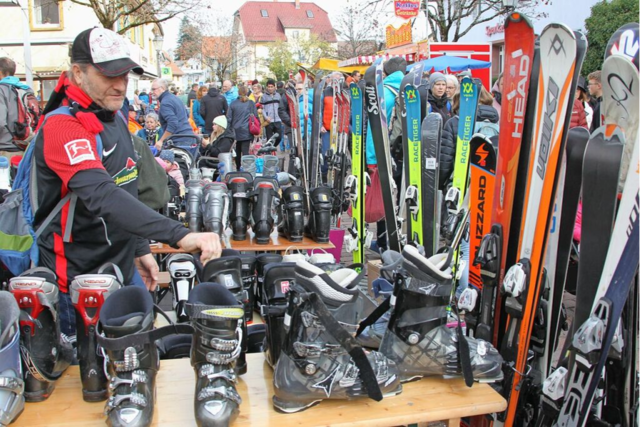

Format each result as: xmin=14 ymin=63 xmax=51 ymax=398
xmin=576 ymin=76 xmax=594 ymax=129
xmin=227 ymin=85 xmax=258 ymax=169
xmin=352 ymin=70 xmax=361 ymax=83
xmin=152 ymin=78 xmax=196 ymax=153
xmin=261 ymin=79 xmax=282 ymax=147
xmin=199 ymin=115 xmax=235 ymax=159
xmin=156 ymin=149 xmax=185 ymax=191
xmin=427 ymin=72 xmax=452 ymax=125
xmin=127 ymin=104 xmax=143 ymax=134
xmin=570 ymin=91 xmax=588 ymax=130
xmin=133 ymin=89 xmax=142 ymax=111
xmin=188 ymin=83 xmax=198 ymax=104
xmin=137 ymin=112 xmax=164 ymax=153
xmin=249 ymin=82 xmax=263 ymax=103
xmin=588 ymin=70 xmax=602 ymax=133
xmin=296 ymin=80 xmax=313 ymax=143
xmin=276 ymin=81 xmax=286 ymax=97
xmin=139 ymin=89 xmax=149 ymax=105
xmin=278 ymin=81 xmax=293 ymax=151
xmin=200 ymin=83 xmax=228 ymax=136
xmin=445 ymin=74 xmax=459 ymax=99
xmin=191 ymin=85 xmax=208 ymax=134
xmin=457 ymin=70 xmax=471 ymax=83
xmin=222 ymin=80 xmax=238 ymax=105
xmin=491 ymin=73 xmax=503 ymax=118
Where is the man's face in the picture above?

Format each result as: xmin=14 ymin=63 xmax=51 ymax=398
xmin=296 ymin=84 xmax=304 ymax=95
xmin=266 ymin=84 xmax=275 ymax=94
xmin=353 ymin=73 xmax=361 ymax=82
xmin=252 ymin=84 xmax=261 ymax=94
xmin=432 ymin=81 xmax=447 ymax=97
xmin=588 ymin=79 xmax=601 ymax=97
xmin=74 ymin=65 xmax=128 ymax=112
xmin=192 ymin=85 xmax=198 ymax=91
xmin=222 ymin=81 xmax=231 ymax=92
xmin=150 ymin=81 xmax=165 ymax=99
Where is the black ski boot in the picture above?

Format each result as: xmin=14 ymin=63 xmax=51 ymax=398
xmin=260 ymin=262 xmax=296 ymax=368
xmin=226 ymin=172 xmax=254 ymax=241
xmin=167 ymin=254 xmax=198 ymax=323
xmin=250 ymin=178 xmax=280 ymax=244
xmin=187 ymin=283 xmax=244 ymax=427
xmin=8 ymin=268 xmax=73 ymax=402
xmin=98 ymin=286 xmax=192 ymax=427
xmin=272 ymin=260 xmax=402 ymax=413
xmin=255 ymin=254 xmax=283 ymax=311
xmin=202 ymin=253 xmax=249 ymax=376
xmin=69 ymin=264 xmax=122 ymax=401
xmin=278 ymin=185 xmax=305 ymax=242
xmin=305 ymin=186 xmax=332 ymax=243
xmin=186 ymin=180 xmax=204 ymax=232
xmin=379 ymin=245 xmax=503 ymax=384
xmin=0 ymin=291 xmax=24 ymax=425
xmin=202 ymin=182 xmax=229 ymax=236
xmin=239 ymin=254 xmax=257 ymax=322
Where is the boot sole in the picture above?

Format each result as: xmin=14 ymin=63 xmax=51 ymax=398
xmin=272 ymin=396 xmax=322 ymax=413
xmin=24 ymin=383 xmax=55 ymax=402
xmin=82 ymin=389 xmax=108 ymax=402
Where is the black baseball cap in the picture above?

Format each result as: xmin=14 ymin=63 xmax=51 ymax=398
xmin=71 ymin=28 xmax=144 ymax=77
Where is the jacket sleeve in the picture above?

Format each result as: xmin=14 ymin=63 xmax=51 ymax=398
xmin=200 ymin=98 xmax=207 ymax=118
xmin=160 ymin=99 xmax=181 ymax=134
xmin=193 ymin=100 xmax=205 ymax=127
xmin=439 ymin=117 xmax=458 ymax=190
xmin=222 ymin=97 xmax=229 ymax=115
xmin=0 ymin=86 xmax=8 ymax=130
xmin=68 ymin=168 xmax=189 ymax=245
xmin=227 ymin=103 xmax=235 ymax=126
xmin=279 ymin=96 xmax=291 ymax=127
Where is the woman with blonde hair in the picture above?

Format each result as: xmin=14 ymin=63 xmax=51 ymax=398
xmin=445 ymin=75 xmax=459 ymax=99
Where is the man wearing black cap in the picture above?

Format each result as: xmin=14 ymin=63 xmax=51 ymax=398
xmin=33 ymin=27 xmax=222 ymax=336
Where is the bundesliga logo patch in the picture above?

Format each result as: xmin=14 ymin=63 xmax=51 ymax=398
xmin=64 ymin=139 xmax=96 ymax=165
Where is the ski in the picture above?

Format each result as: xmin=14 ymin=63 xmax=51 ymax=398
xmin=403 ymin=82 xmax=423 ymax=247
xmin=364 ymin=61 xmax=402 ymax=252
xmin=476 ymin=11 xmax=535 ymax=347
xmin=331 ymin=87 xmax=351 ymax=225
xmin=420 ymin=113 xmax=443 ymax=257
xmin=499 ymin=24 xmax=579 ymax=425
xmin=285 ymin=81 xmax=309 ymax=205
xmin=309 ymin=76 xmax=327 ymax=189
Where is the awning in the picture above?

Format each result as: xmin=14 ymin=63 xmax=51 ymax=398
xmin=311 ymin=58 xmax=368 ymax=74
xmin=407 ymin=55 xmax=491 ymax=72
xmin=338 ymin=53 xmax=415 ymax=68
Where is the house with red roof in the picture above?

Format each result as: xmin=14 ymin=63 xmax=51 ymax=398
xmin=232 ymin=0 xmax=337 ymax=81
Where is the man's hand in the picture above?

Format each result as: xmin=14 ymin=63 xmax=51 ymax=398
xmin=320 ymin=127 xmax=327 ymax=134
xmin=177 ymin=232 xmax=222 ymax=265
xmin=135 ymin=254 xmax=159 ymax=292
xmin=155 ymin=141 xmax=163 ymax=152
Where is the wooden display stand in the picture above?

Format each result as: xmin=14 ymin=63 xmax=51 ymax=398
xmin=15 ymin=354 xmax=506 ymax=427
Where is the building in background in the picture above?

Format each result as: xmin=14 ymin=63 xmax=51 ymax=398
xmin=0 ymin=1 xmax=161 ymax=102
xmin=232 ymin=0 xmax=337 ymax=81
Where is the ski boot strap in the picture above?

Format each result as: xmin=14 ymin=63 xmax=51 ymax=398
xmin=19 ymin=332 xmax=73 ymax=383
xmin=300 ymin=310 xmax=359 ymax=335
xmin=355 ymin=297 xmax=390 ymax=337
xmin=302 ymin=293 xmax=383 ymax=402
xmin=197 ymin=382 xmax=242 ymax=405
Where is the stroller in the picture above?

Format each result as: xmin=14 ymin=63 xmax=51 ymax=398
xmin=162 ymin=144 xmax=195 ymax=220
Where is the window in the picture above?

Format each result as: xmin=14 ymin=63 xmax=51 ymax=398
xmin=260 ymin=9 xmax=268 ymax=17
xmin=31 ymin=0 xmax=62 ymax=30
xmin=292 ymin=30 xmax=299 ymax=38
xmin=306 ymin=10 xmax=314 ymax=18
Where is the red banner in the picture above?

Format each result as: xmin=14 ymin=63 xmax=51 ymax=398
xmin=386 ymin=22 xmax=413 ymax=49
xmin=394 ymin=0 xmax=420 ymax=19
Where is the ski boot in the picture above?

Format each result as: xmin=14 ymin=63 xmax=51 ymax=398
xmin=255 ymin=254 xmax=283 ymax=311
xmin=308 ymin=250 xmax=341 ymax=274
xmin=201 ymin=168 xmax=215 ymax=182
xmin=305 ymin=186 xmax=332 ymax=243
xmin=8 ymin=268 xmax=73 ymax=402
xmin=239 ymin=254 xmax=257 ymax=322
xmin=202 ymin=182 xmax=229 ymax=236
xmin=378 ymin=245 xmax=503 ymax=384
xmin=167 ymin=254 xmax=198 ymax=323
xmin=217 ymin=152 xmax=235 ymax=181
xmin=0 ymin=291 xmax=24 ymax=425
xmin=272 ymin=260 xmax=402 ymax=413
xmin=98 ymin=286 xmax=192 ymax=427
xmin=186 ymin=179 xmax=205 ymax=232
xmin=226 ymin=172 xmax=253 ymax=241
xmin=241 ymin=155 xmax=257 ymax=178
xmin=69 ymin=264 xmax=122 ymax=402
xmin=202 ymin=253 xmax=249 ymax=376
xmin=260 ymin=262 xmax=296 ymax=368
xmin=277 ymin=185 xmax=305 ymax=242
xmin=250 ymin=178 xmax=280 ymax=244
xmin=189 ymin=168 xmax=202 ymax=181
xmin=262 ymin=155 xmax=279 ymax=178
xmin=187 ymin=283 xmax=244 ymax=426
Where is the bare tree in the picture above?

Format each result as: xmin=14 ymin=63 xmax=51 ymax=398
xmin=333 ymin=3 xmax=386 ymax=58
xmin=199 ymin=15 xmax=250 ymax=83
xmin=67 ymin=0 xmax=201 ymax=34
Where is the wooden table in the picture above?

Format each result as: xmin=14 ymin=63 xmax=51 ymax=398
xmin=150 ymin=231 xmax=334 ymax=255
xmin=14 ymin=354 xmax=506 ymax=427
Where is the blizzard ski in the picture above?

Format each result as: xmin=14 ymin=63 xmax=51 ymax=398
xmin=498 ymin=24 xmax=579 ymax=425
xmin=475 ymin=12 xmax=535 ymax=346
xmin=364 ymin=61 xmax=402 ymax=252
xmin=420 ymin=113 xmax=443 ymax=257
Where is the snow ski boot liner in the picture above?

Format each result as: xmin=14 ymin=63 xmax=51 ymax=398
xmin=260 ymin=262 xmax=296 ymax=368
xmin=217 ymin=152 xmax=235 ymax=181
xmin=306 ymin=186 xmax=332 ymax=243
xmin=241 ymin=155 xmax=257 ymax=178
xmin=278 ymin=185 xmax=305 ymax=242
xmin=0 ymin=291 xmax=24 ymax=425
xmin=255 ymin=254 xmax=283 ymax=311
xmin=379 ymin=245 xmax=503 ymax=384
xmin=167 ymin=254 xmax=198 ymax=323
xmin=186 ymin=179 xmax=205 ymax=232
xmin=272 ymin=260 xmax=401 ymax=413
xmin=226 ymin=172 xmax=254 ymax=241
xmin=250 ymin=178 xmax=280 ymax=244
xmin=8 ymin=268 xmax=73 ymax=402
xmin=262 ymin=155 xmax=279 ymax=178
xmin=187 ymin=283 xmax=244 ymax=427
xmin=69 ymin=263 xmax=122 ymax=402
xmin=97 ymin=286 xmax=192 ymax=427
xmin=202 ymin=182 xmax=229 ymax=236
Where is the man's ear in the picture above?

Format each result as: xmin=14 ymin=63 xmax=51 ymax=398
xmin=70 ymin=63 xmax=84 ymax=86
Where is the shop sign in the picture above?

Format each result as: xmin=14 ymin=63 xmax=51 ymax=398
xmin=386 ymin=22 xmax=413 ymax=49
xmin=394 ymin=0 xmax=421 ymax=19
xmin=486 ymin=23 xmax=505 ymax=37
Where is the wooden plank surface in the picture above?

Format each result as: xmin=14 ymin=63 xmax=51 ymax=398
xmin=15 ymin=354 xmax=505 ymax=426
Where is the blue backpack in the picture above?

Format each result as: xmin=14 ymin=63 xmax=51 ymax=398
xmin=0 ymin=106 xmax=104 ymax=276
